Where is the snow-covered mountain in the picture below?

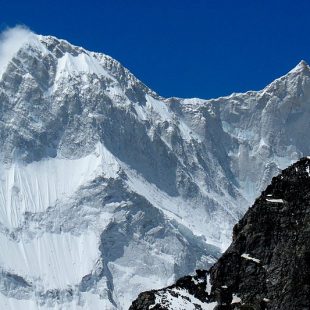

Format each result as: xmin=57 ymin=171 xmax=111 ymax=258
xmin=0 ymin=27 xmax=309 ymax=309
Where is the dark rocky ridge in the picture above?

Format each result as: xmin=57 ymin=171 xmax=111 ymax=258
xmin=130 ymin=158 xmax=310 ymax=309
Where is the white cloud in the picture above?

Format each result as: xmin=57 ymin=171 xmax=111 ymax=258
xmin=0 ymin=25 xmax=34 ymax=78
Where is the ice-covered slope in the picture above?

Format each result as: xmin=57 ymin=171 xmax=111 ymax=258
xmin=0 ymin=28 xmax=309 ymax=309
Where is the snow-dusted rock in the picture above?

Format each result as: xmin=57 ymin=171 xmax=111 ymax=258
xmin=130 ymin=158 xmax=310 ymax=309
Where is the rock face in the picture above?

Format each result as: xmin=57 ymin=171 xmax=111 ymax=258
xmin=130 ymin=158 xmax=310 ymax=309
xmin=1 ymin=27 xmax=310 ymax=309
xmin=210 ymin=157 xmax=310 ymax=309
xmin=129 ymin=269 xmax=214 ymax=310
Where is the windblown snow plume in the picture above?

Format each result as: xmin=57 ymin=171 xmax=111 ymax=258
xmin=0 ymin=25 xmax=34 ymax=78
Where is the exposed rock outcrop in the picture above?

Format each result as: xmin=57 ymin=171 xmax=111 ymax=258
xmin=130 ymin=158 xmax=310 ymax=309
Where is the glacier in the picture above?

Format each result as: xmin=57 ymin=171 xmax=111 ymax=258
xmin=0 ymin=27 xmax=309 ymax=309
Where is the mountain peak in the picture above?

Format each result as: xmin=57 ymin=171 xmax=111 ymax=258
xmin=0 ymin=26 xmax=36 ymax=78
xmin=289 ymin=59 xmax=310 ymax=74
xmin=1 ymin=29 xmax=310 ymax=309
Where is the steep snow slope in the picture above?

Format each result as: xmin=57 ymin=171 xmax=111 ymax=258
xmin=0 ymin=28 xmax=309 ymax=309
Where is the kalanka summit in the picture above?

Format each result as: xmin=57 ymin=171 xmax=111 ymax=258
xmin=0 ymin=29 xmax=309 ymax=309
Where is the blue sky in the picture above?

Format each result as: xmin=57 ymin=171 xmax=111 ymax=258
xmin=1 ymin=0 xmax=310 ymax=99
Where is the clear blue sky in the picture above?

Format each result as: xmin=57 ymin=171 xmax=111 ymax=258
xmin=1 ymin=0 xmax=310 ymax=99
